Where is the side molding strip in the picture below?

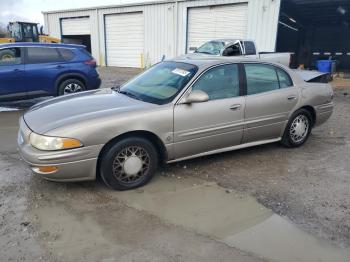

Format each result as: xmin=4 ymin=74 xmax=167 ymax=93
xmin=167 ymin=138 xmax=281 ymax=163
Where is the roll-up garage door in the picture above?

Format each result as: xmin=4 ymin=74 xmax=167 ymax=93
xmin=187 ymin=3 xmax=248 ymax=52
xmin=61 ymin=17 xmax=90 ymax=35
xmin=105 ymin=12 xmax=144 ymax=68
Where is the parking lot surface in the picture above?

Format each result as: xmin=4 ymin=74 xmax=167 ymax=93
xmin=1 ymin=67 xmax=350 ymax=261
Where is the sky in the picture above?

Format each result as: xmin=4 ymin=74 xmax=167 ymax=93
xmin=0 ymin=0 xmax=156 ymax=27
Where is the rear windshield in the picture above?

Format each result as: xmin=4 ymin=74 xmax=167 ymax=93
xmin=119 ymin=61 xmax=198 ymax=105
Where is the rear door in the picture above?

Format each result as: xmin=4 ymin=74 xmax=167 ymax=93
xmin=243 ymin=63 xmax=299 ymax=143
xmin=0 ymin=47 xmax=25 ymax=100
xmin=173 ymin=63 xmax=245 ymax=159
xmin=24 ymin=47 xmax=67 ymax=96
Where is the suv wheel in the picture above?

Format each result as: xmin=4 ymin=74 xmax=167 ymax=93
xmin=58 ymin=79 xmax=85 ymax=96
xmin=281 ymin=109 xmax=313 ymax=147
xmin=100 ymin=137 xmax=159 ymax=190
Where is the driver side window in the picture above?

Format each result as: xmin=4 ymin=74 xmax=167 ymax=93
xmin=192 ymin=64 xmax=239 ymax=100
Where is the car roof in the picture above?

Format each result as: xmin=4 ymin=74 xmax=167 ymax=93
xmin=0 ymin=42 xmax=85 ymax=49
xmin=170 ymin=55 xmax=260 ymax=67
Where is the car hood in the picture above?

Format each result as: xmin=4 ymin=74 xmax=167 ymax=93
xmin=24 ymin=89 xmax=156 ymax=134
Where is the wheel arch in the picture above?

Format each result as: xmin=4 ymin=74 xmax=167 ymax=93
xmin=55 ymin=73 xmax=87 ymax=95
xmin=298 ymin=105 xmax=316 ymax=126
xmin=96 ymin=130 xmax=168 ymax=178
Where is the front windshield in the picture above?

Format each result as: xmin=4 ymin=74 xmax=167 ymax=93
xmin=119 ymin=61 xmax=198 ymax=105
xmin=195 ymin=41 xmax=225 ymax=55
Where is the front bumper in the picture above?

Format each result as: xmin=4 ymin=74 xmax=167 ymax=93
xmin=18 ymin=118 xmax=103 ymax=182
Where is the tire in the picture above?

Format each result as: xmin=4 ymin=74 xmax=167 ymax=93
xmin=281 ymin=109 xmax=313 ymax=148
xmin=58 ymin=79 xmax=85 ymax=96
xmin=99 ymin=137 xmax=159 ymax=190
xmin=0 ymin=50 xmax=15 ymax=61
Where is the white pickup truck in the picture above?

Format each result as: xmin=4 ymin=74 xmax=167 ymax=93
xmin=187 ymin=39 xmax=292 ymax=67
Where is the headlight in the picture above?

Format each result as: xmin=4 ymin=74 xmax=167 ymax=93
xmin=30 ymin=132 xmax=83 ymax=151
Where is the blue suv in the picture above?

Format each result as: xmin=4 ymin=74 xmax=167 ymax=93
xmin=0 ymin=43 xmax=101 ymax=101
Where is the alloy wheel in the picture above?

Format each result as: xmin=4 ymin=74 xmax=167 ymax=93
xmin=63 ymin=83 xmax=83 ymax=95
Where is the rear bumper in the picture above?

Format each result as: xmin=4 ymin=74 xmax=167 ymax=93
xmin=87 ymin=76 xmax=101 ymax=90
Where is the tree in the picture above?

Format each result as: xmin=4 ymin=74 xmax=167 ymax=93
xmin=0 ymin=24 xmax=8 ymax=37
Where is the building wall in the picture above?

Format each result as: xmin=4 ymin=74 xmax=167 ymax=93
xmin=44 ymin=9 xmax=100 ymax=64
xmin=43 ymin=0 xmax=281 ymax=67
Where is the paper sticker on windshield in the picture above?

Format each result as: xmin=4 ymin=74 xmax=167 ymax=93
xmin=172 ymin=68 xmax=190 ymax=77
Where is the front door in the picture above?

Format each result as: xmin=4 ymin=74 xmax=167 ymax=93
xmin=243 ymin=63 xmax=299 ymax=143
xmin=0 ymin=47 xmax=25 ymax=100
xmin=173 ymin=63 xmax=245 ymax=159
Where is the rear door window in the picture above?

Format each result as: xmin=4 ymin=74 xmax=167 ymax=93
xmin=0 ymin=48 xmax=22 ymax=66
xmin=243 ymin=41 xmax=256 ymax=55
xmin=245 ymin=64 xmax=280 ymax=95
xmin=276 ymin=68 xmax=293 ymax=88
xmin=58 ymin=48 xmax=75 ymax=61
xmin=26 ymin=47 xmax=64 ymax=64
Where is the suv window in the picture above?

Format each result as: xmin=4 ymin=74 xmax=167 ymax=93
xmin=58 ymin=48 xmax=75 ymax=61
xmin=245 ymin=64 xmax=279 ymax=95
xmin=0 ymin=48 xmax=21 ymax=66
xmin=26 ymin=47 xmax=63 ymax=64
xmin=243 ymin=41 xmax=256 ymax=55
xmin=277 ymin=68 xmax=293 ymax=88
xmin=192 ymin=64 xmax=239 ymax=100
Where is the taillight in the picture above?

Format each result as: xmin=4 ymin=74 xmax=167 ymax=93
xmin=84 ymin=59 xmax=96 ymax=67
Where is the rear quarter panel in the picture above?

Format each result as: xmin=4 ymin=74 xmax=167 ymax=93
xmin=297 ymin=82 xmax=334 ymax=126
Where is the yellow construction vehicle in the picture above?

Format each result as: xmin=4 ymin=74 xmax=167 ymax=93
xmin=0 ymin=21 xmax=60 ymax=44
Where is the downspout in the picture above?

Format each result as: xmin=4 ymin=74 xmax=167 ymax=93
xmin=174 ymin=0 xmax=179 ymax=56
xmin=95 ymin=8 xmax=103 ymax=66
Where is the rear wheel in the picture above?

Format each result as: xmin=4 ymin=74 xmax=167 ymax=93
xmin=58 ymin=79 xmax=85 ymax=96
xmin=281 ymin=109 xmax=313 ymax=147
xmin=100 ymin=137 xmax=159 ymax=190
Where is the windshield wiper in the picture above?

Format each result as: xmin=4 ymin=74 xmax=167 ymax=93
xmin=118 ymin=90 xmax=141 ymax=101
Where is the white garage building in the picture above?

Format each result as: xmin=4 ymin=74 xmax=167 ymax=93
xmin=43 ymin=0 xmax=281 ymax=68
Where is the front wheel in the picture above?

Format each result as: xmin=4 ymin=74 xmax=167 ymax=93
xmin=58 ymin=79 xmax=85 ymax=96
xmin=281 ymin=109 xmax=313 ymax=147
xmin=100 ymin=137 xmax=159 ymax=190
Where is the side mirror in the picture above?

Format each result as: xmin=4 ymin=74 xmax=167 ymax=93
xmin=180 ymin=90 xmax=209 ymax=104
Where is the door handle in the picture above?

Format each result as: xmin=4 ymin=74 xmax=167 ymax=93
xmin=230 ymin=104 xmax=241 ymax=110
xmin=55 ymin=65 xmax=65 ymax=69
xmin=287 ymin=96 xmax=297 ymax=101
xmin=13 ymin=68 xmax=23 ymax=72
